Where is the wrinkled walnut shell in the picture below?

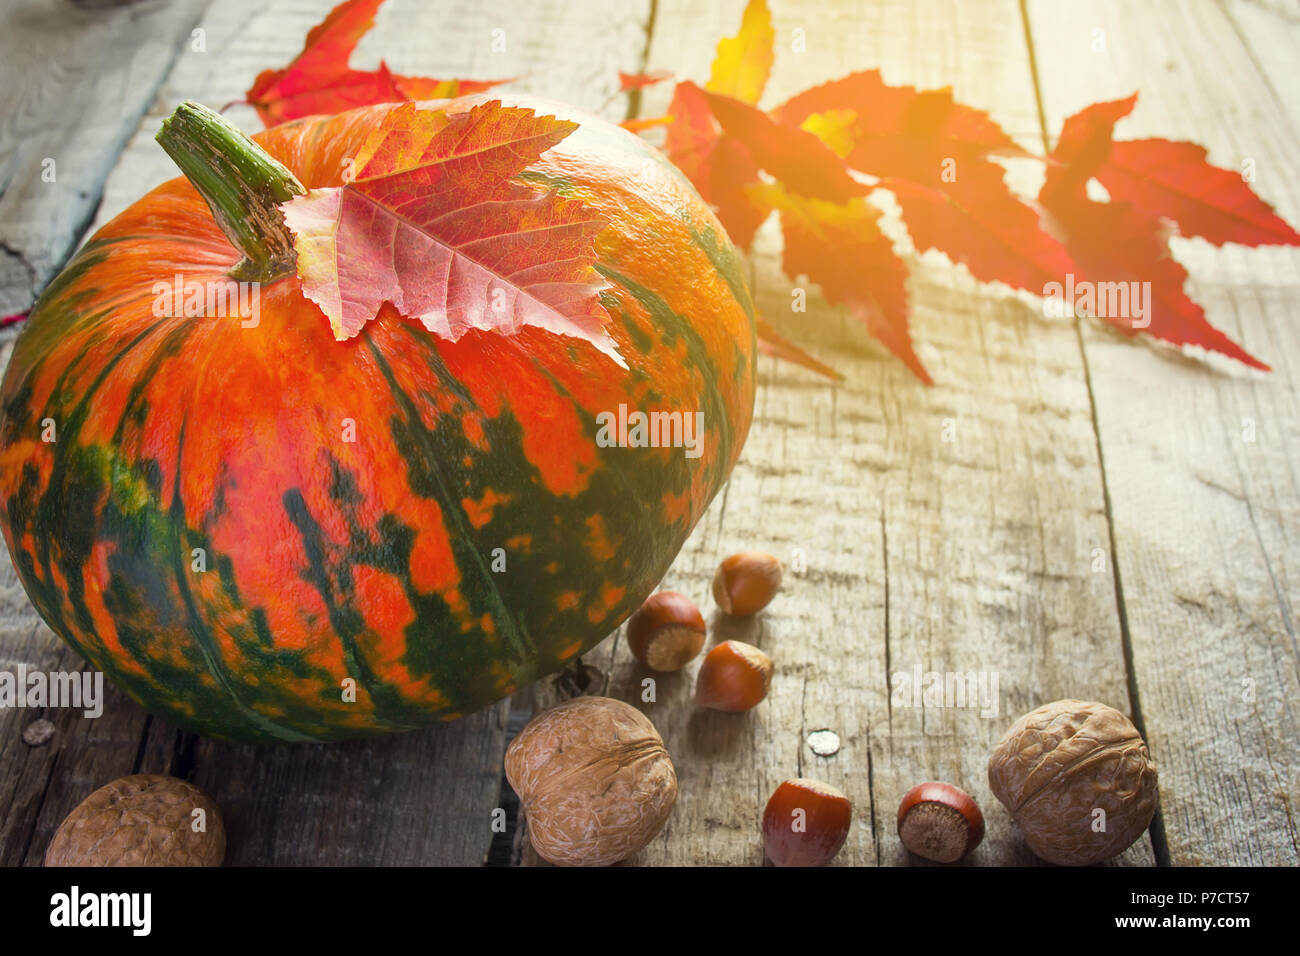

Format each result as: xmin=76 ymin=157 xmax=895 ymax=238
xmin=988 ymin=699 xmax=1157 ymax=866
xmin=505 ymin=696 xmax=677 ymax=867
xmin=45 ymin=774 xmax=225 ymax=867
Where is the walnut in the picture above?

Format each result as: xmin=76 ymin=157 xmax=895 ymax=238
xmin=988 ymin=699 xmax=1158 ymax=865
xmin=45 ymin=774 xmax=225 ymax=867
xmin=505 ymin=696 xmax=677 ymax=866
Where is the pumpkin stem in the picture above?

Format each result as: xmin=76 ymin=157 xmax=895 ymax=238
xmin=156 ymin=101 xmax=305 ymax=283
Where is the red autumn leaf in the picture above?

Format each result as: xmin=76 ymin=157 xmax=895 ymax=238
xmin=698 ymin=84 xmax=868 ymax=203
xmin=281 ymin=101 xmax=622 ymax=366
xmin=244 ymin=0 xmax=506 ymax=126
xmin=619 ymin=71 xmax=674 ymax=91
xmin=640 ymin=1 xmax=1292 ymax=382
xmin=1098 ymin=140 xmax=1300 ymax=247
xmin=755 ymin=183 xmax=927 ymax=383
xmin=702 ymin=135 xmax=774 ymax=250
xmin=1041 ymin=93 xmax=1300 ymax=245
xmin=1041 ymin=98 xmax=1268 ymax=370
xmin=755 ymin=316 xmax=843 ymax=381
xmin=663 ymin=79 xmax=718 ymax=181
xmin=664 ymin=81 xmax=771 ymax=250
xmin=1041 ymin=94 xmax=1137 ymax=202
xmin=885 ymin=162 xmax=1074 ymax=294
xmin=771 ymin=69 xmax=1067 ymax=294
xmin=1045 ymin=195 xmax=1267 ymax=370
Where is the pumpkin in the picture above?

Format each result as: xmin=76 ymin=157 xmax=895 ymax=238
xmin=0 ymin=95 xmax=756 ymax=741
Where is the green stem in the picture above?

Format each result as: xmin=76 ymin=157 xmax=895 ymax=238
xmin=156 ymin=100 xmax=305 ymax=282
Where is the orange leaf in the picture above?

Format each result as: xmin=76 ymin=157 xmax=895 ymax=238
xmin=281 ymin=102 xmax=622 ymax=366
xmin=756 ymin=184 xmax=929 ymax=383
xmin=755 ymin=317 xmax=843 ymax=381
xmin=619 ymin=71 xmax=674 ymax=91
xmin=707 ymin=0 xmax=775 ymax=105
xmin=774 ymin=70 xmax=1034 ymax=181
xmin=394 ymin=76 xmax=511 ymax=101
xmin=620 ymin=115 xmax=674 ymax=133
xmin=698 ymin=84 xmax=868 ymax=203
xmin=663 ymin=82 xmax=771 ymax=250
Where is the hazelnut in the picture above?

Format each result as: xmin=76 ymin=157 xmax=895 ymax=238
xmin=988 ymin=699 xmax=1158 ymax=866
xmin=712 ymin=551 xmax=782 ymax=615
xmin=896 ymin=782 xmax=984 ymax=863
xmin=762 ymin=778 xmax=852 ymax=866
xmin=45 ymin=774 xmax=225 ymax=867
xmin=696 ymin=640 xmax=773 ymax=712
xmin=504 ymin=696 xmax=676 ymax=866
xmin=626 ymin=591 xmax=706 ymax=671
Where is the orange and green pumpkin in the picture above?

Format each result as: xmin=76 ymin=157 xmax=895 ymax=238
xmin=0 ymin=96 xmax=756 ymax=741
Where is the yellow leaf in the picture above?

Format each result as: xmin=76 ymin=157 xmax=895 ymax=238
xmin=800 ymin=109 xmax=858 ymax=159
xmin=707 ymin=0 xmax=775 ymax=105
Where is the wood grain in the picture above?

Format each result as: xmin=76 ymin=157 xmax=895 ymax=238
xmin=2 ymin=0 xmax=1295 ymax=867
xmin=0 ymin=0 xmax=210 ymax=317
xmin=1027 ymin=0 xmax=1300 ymax=865
xmin=511 ymin=0 xmax=1150 ymax=867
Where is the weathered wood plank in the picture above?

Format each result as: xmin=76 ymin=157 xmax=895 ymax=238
xmin=523 ymin=0 xmax=1148 ymax=866
xmin=87 ymin=0 xmax=646 ymax=233
xmin=0 ymin=0 xmax=210 ymax=318
xmin=0 ymin=0 xmax=655 ymax=866
xmin=1027 ymin=0 xmax=1300 ymax=865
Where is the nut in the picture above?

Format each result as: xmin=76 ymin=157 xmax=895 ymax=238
xmin=988 ymin=699 xmax=1158 ymax=866
xmin=696 ymin=640 xmax=773 ymax=712
xmin=626 ymin=591 xmax=706 ymax=671
xmin=712 ymin=551 xmax=782 ymax=615
xmin=45 ymin=774 xmax=225 ymax=867
xmin=896 ymin=782 xmax=984 ymax=863
xmin=504 ymin=696 xmax=676 ymax=866
xmin=762 ymin=778 xmax=852 ymax=866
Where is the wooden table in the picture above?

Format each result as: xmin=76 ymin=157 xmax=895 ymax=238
xmin=1 ymin=0 xmax=1296 ymax=866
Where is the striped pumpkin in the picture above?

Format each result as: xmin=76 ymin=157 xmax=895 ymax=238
xmin=0 ymin=96 xmax=756 ymax=741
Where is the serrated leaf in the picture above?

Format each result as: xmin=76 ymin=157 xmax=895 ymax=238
xmin=774 ymin=70 xmax=1034 ymax=178
xmin=1097 ymin=139 xmax=1300 ymax=247
xmin=663 ymin=81 xmax=771 ymax=250
xmin=281 ymin=101 xmax=623 ymax=367
xmin=244 ymin=0 xmax=506 ymax=126
xmin=885 ymin=161 xmax=1074 ymax=294
xmin=697 ymin=83 xmax=868 ymax=203
xmin=619 ymin=71 xmax=674 ymax=91
xmin=1042 ymin=97 xmax=1270 ymax=370
xmin=755 ymin=183 xmax=927 ymax=383
xmin=755 ymin=316 xmax=843 ymax=381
